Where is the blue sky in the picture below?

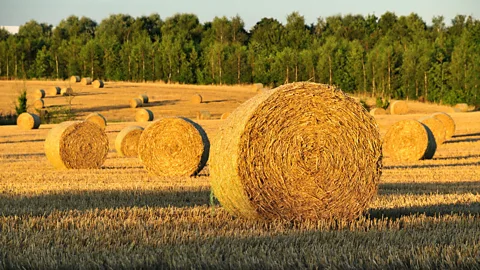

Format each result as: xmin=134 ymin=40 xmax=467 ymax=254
xmin=1 ymin=0 xmax=479 ymax=31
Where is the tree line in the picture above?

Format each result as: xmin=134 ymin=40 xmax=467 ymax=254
xmin=0 ymin=12 xmax=479 ymax=105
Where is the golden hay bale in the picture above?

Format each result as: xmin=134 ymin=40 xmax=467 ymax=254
xmin=80 ymin=77 xmax=92 ymax=85
xmin=85 ymin=112 xmax=107 ymax=129
xmin=33 ymin=89 xmax=46 ymax=99
xmin=370 ymin=108 xmax=386 ymax=116
xmin=252 ymin=83 xmax=264 ymax=92
xmin=383 ymin=120 xmax=436 ymax=161
xmin=210 ymin=82 xmax=382 ymax=221
xmin=135 ymin=109 xmax=154 ymax=122
xmin=16 ymin=112 xmax=41 ymax=130
xmin=432 ymin=112 xmax=455 ymax=140
xmin=130 ymin=98 xmax=143 ymax=108
xmin=454 ymin=103 xmax=469 ymax=112
xmin=70 ymin=76 xmax=80 ymax=83
xmin=48 ymin=86 xmax=61 ymax=96
xmin=33 ymin=99 xmax=45 ymax=110
xmin=44 ymin=121 xmax=109 ymax=169
xmin=419 ymin=116 xmax=447 ymax=145
xmin=196 ymin=111 xmax=211 ymax=120
xmin=190 ymin=94 xmax=203 ymax=104
xmin=220 ymin=112 xmax=231 ymax=119
xmin=61 ymin=87 xmax=74 ymax=96
xmin=138 ymin=117 xmax=210 ymax=177
xmin=138 ymin=94 xmax=149 ymax=104
xmin=389 ymin=100 xmax=409 ymax=115
xmin=92 ymin=80 xmax=104 ymax=88
xmin=115 ymin=126 xmax=144 ymax=157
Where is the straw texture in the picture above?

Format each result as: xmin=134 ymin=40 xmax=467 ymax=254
xmin=191 ymin=94 xmax=203 ymax=104
xmin=70 ymin=76 xmax=80 ymax=83
xmin=33 ymin=99 xmax=44 ymax=110
xmin=130 ymin=98 xmax=142 ymax=108
xmin=17 ymin=113 xmax=41 ymax=130
xmin=390 ymin=101 xmax=409 ymax=115
xmin=135 ymin=109 xmax=154 ymax=122
xmin=48 ymin=86 xmax=61 ymax=96
xmin=80 ymin=77 xmax=92 ymax=85
xmin=92 ymin=80 xmax=104 ymax=88
xmin=115 ymin=126 xmax=144 ymax=157
xmin=370 ymin=108 xmax=386 ymax=116
xmin=419 ymin=116 xmax=447 ymax=145
xmin=85 ymin=113 xmax=107 ymax=129
xmin=138 ymin=117 xmax=210 ymax=177
xmin=210 ymin=82 xmax=382 ymax=221
xmin=138 ymin=94 xmax=149 ymax=104
xmin=44 ymin=121 xmax=109 ymax=169
xmin=221 ymin=112 xmax=231 ymax=120
xmin=432 ymin=112 xmax=455 ymax=139
xmin=196 ymin=111 xmax=211 ymax=120
xmin=383 ymin=120 xmax=436 ymax=161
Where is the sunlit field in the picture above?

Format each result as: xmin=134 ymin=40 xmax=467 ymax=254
xmin=1 ymin=80 xmax=480 ymax=268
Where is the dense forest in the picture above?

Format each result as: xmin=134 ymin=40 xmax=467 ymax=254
xmin=0 ymin=12 xmax=479 ymax=105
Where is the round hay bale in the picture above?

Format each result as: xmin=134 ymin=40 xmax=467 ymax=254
xmin=383 ymin=120 xmax=436 ymax=161
xmin=252 ymin=83 xmax=263 ymax=92
xmin=48 ymin=86 xmax=61 ymax=96
xmin=210 ymin=82 xmax=382 ymax=221
xmin=196 ymin=111 xmax=211 ymax=120
xmin=33 ymin=89 xmax=45 ymax=99
xmin=370 ymin=108 xmax=386 ymax=116
xmin=17 ymin=112 xmax=41 ymax=130
xmin=220 ymin=112 xmax=231 ymax=120
xmin=61 ymin=87 xmax=74 ymax=96
xmin=432 ymin=112 xmax=455 ymax=140
xmin=135 ymin=109 xmax=154 ymax=122
xmin=92 ymin=80 xmax=104 ymax=88
xmin=138 ymin=94 xmax=149 ymax=104
xmin=130 ymin=98 xmax=143 ymax=108
xmin=80 ymin=77 xmax=92 ymax=85
xmin=138 ymin=117 xmax=210 ymax=177
xmin=85 ymin=113 xmax=107 ymax=129
xmin=70 ymin=76 xmax=80 ymax=83
xmin=419 ymin=116 xmax=447 ymax=145
xmin=44 ymin=121 xmax=109 ymax=169
xmin=190 ymin=94 xmax=203 ymax=104
xmin=454 ymin=103 xmax=469 ymax=112
xmin=115 ymin=126 xmax=144 ymax=157
xmin=390 ymin=100 xmax=409 ymax=115
xmin=33 ymin=99 xmax=45 ymax=110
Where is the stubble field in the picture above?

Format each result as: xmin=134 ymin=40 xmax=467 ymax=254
xmin=1 ymin=80 xmax=480 ymax=268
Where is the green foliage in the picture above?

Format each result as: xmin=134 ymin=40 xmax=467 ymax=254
xmin=375 ymin=97 xmax=390 ymax=109
xmin=359 ymin=99 xmax=369 ymax=111
xmin=15 ymin=88 xmax=27 ymax=115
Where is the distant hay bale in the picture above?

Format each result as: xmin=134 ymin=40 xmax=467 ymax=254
xmin=130 ymin=98 xmax=143 ymax=108
xmin=61 ymin=87 xmax=74 ymax=96
xmin=252 ymin=83 xmax=263 ymax=92
xmin=220 ymin=112 xmax=231 ymax=119
xmin=85 ymin=113 xmax=107 ymax=129
xmin=70 ymin=76 xmax=80 ymax=83
xmin=196 ymin=111 xmax=211 ymax=120
xmin=138 ymin=94 xmax=149 ymax=104
xmin=432 ymin=112 xmax=455 ymax=140
xmin=454 ymin=103 xmax=469 ymax=112
xmin=370 ymin=108 xmax=386 ymax=116
xmin=383 ymin=120 xmax=436 ymax=161
xmin=115 ymin=126 xmax=144 ymax=157
xmin=33 ymin=89 xmax=45 ymax=99
xmin=210 ymin=82 xmax=382 ymax=221
xmin=44 ymin=121 xmax=109 ymax=169
xmin=92 ymin=80 xmax=104 ymax=88
xmin=190 ymin=94 xmax=203 ymax=104
xmin=419 ymin=116 xmax=447 ymax=145
xmin=33 ymin=99 xmax=45 ymax=110
xmin=80 ymin=77 xmax=92 ymax=85
xmin=16 ymin=112 xmax=41 ymax=130
xmin=138 ymin=117 xmax=210 ymax=177
xmin=390 ymin=100 xmax=409 ymax=115
xmin=48 ymin=86 xmax=61 ymax=96
xmin=135 ymin=108 xmax=154 ymax=122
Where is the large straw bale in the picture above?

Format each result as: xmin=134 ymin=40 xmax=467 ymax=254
xmin=130 ymin=98 xmax=143 ymax=108
xmin=48 ymin=86 xmax=61 ymax=96
xmin=419 ymin=116 xmax=447 ymax=145
xmin=432 ymin=112 xmax=455 ymax=140
xmin=138 ymin=94 xmax=149 ymax=104
xmin=33 ymin=99 xmax=45 ymax=110
xmin=196 ymin=111 xmax=211 ymax=120
xmin=61 ymin=87 xmax=74 ymax=96
xmin=44 ymin=121 xmax=109 ymax=169
xmin=92 ymin=80 xmax=104 ymax=88
xmin=370 ymin=108 xmax=386 ymax=116
xmin=383 ymin=120 xmax=436 ymax=161
xmin=454 ymin=103 xmax=469 ymax=112
xmin=390 ymin=100 xmax=409 ymax=115
xmin=138 ymin=117 xmax=210 ymax=177
xmin=70 ymin=76 xmax=80 ymax=83
xmin=80 ymin=77 xmax=92 ymax=85
xmin=33 ymin=89 xmax=45 ymax=99
xmin=17 ymin=112 xmax=41 ymax=130
xmin=210 ymin=82 xmax=382 ymax=221
xmin=115 ymin=126 xmax=144 ymax=157
xmin=191 ymin=94 xmax=203 ymax=104
xmin=220 ymin=112 xmax=231 ymax=120
xmin=135 ymin=109 xmax=154 ymax=122
xmin=85 ymin=113 xmax=107 ymax=129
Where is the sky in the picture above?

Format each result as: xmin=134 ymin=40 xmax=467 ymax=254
xmin=0 ymin=0 xmax=479 ymax=33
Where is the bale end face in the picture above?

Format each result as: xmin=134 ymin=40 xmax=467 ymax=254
xmin=48 ymin=86 xmax=61 ymax=96
xmin=80 ymin=77 xmax=92 ymax=85
xmin=370 ymin=108 xmax=386 ymax=116
xmin=130 ymin=98 xmax=143 ymax=108
xmin=390 ymin=101 xmax=409 ymax=115
xmin=135 ymin=109 xmax=154 ymax=122
xmin=138 ymin=94 xmax=149 ymax=104
xmin=115 ymin=126 xmax=144 ymax=157
xmin=85 ymin=113 xmax=107 ymax=129
xmin=17 ymin=113 xmax=41 ymax=130
xmin=190 ymin=94 xmax=203 ymax=104
xmin=70 ymin=76 xmax=80 ymax=83
xmin=432 ymin=112 xmax=455 ymax=140
xmin=92 ymin=80 xmax=104 ymax=88
xmin=419 ymin=116 xmax=447 ymax=145
xmin=33 ymin=99 xmax=45 ymax=110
